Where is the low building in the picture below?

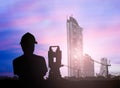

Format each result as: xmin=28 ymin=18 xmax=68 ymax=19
xmin=82 ymin=54 xmax=94 ymax=77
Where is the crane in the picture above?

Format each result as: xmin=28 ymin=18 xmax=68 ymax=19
xmin=90 ymin=58 xmax=111 ymax=78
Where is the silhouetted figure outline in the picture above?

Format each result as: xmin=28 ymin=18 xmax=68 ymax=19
xmin=48 ymin=46 xmax=62 ymax=80
xmin=12 ymin=32 xmax=48 ymax=87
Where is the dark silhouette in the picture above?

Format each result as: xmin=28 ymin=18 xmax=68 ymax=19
xmin=12 ymin=32 xmax=48 ymax=87
xmin=48 ymin=46 xmax=63 ymax=80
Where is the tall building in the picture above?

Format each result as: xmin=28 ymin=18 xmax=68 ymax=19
xmin=67 ymin=16 xmax=83 ymax=78
xmin=82 ymin=54 xmax=94 ymax=77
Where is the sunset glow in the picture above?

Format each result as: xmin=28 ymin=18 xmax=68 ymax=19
xmin=0 ymin=0 xmax=120 ymax=77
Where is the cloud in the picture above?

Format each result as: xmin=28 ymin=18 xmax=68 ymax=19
xmin=1 ymin=0 xmax=120 ymax=77
xmin=0 ymin=29 xmax=23 ymax=51
xmin=83 ymin=16 xmax=120 ymax=66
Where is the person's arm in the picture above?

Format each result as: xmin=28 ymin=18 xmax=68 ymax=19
xmin=41 ymin=58 xmax=48 ymax=76
xmin=13 ymin=60 xmax=19 ymax=77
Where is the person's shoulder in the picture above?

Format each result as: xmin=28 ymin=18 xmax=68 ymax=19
xmin=33 ymin=54 xmax=45 ymax=59
xmin=13 ymin=55 xmax=24 ymax=62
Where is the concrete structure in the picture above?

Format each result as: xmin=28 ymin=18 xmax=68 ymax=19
xmin=82 ymin=54 xmax=94 ymax=77
xmin=67 ymin=16 xmax=83 ymax=78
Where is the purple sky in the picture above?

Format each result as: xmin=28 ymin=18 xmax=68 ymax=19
xmin=0 ymin=0 xmax=120 ymax=77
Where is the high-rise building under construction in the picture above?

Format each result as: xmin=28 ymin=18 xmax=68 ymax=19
xmin=67 ymin=16 xmax=83 ymax=78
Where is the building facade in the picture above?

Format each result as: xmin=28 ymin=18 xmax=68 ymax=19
xmin=67 ymin=16 xmax=83 ymax=78
xmin=82 ymin=54 xmax=94 ymax=77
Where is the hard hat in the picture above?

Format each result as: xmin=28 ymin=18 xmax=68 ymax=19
xmin=20 ymin=32 xmax=37 ymax=44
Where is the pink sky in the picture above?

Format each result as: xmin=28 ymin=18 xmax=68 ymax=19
xmin=0 ymin=0 xmax=120 ymax=77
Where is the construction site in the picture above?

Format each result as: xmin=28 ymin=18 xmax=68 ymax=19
xmin=65 ymin=16 xmax=112 ymax=79
xmin=0 ymin=16 xmax=119 ymax=88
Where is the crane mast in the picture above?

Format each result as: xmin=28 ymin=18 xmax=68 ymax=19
xmin=90 ymin=58 xmax=111 ymax=78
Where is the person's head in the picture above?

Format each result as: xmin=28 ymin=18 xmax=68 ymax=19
xmin=20 ymin=32 xmax=37 ymax=55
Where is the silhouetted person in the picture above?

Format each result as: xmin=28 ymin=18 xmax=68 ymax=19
xmin=12 ymin=32 xmax=48 ymax=87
